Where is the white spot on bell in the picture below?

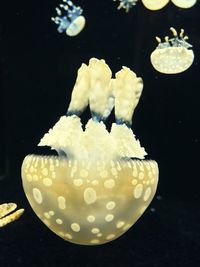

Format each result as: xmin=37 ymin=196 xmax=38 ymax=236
xmin=84 ymin=188 xmax=97 ymax=204
xmin=71 ymin=223 xmax=80 ymax=232
xmin=134 ymin=184 xmax=143 ymax=199
xmin=143 ymin=187 xmax=152 ymax=201
xmin=33 ymin=188 xmax=43 ymax=204
xmin=104 ymin=179 xmax=115 ymax=189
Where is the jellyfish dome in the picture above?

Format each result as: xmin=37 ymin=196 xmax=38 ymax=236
xmin=150 ymin=27 xmax=194 ymax=74
xmin=141 ymin=0 xmax=169 ymax=10
xmin=21 ymin=58 xmax=159 ymax=245
xmin=51 ymin=0 xmax=85 ymax=37
xmin=113 ymin=0 xmax=138 ymax=12
xmin=171 ymin=0 xmax=196 ymax=8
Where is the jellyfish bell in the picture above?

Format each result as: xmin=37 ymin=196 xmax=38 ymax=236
xmin=171 ymin=0 xmax=196 ymax=9
xmin=150 ymin=27 xmax=194 ymax=74
xmin=21 ymin=58 xmax=159 ymax=245
xmin=65 ymin=15 xmax=85 ymax=37
xmin=51 ymin=0 xmax=85 ymax=37
xmin=141 ymin=0 xmax=169 ymax=10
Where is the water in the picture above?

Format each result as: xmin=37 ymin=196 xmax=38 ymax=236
xmin=0 ymin=0 xmax=200 ymax=266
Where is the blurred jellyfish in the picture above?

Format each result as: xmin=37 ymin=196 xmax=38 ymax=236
xmin=21 ymin=58 xmax=159 ymax=245
xmin=0 ymin=203 xmax=24 ymax=228
xmin=113 ymin=0 xmax=138 ymax=12
xmin=150 ymin=27 xmax=194 ymax=74
xmin=51 ymin=0 xmax=85 ymax=36
xmin=141 ymin=0 xmax=169 ymax=10
xmin=171 ymin=0 xmax=196 ymax=8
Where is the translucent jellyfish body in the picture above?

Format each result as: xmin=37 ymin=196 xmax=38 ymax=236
xmin=21 ymin=58 xmax=159 ymax=245
xmin=0 ymin=203 xmax=24 ymax=227
xmin=141 ymin=0 xmax=169 ymax=10
xmin=113 ymin=0 xmax=138 ymax=12
xmin=51 ymin=0 xmax=85 ymax=36
xmin=150 ymin=27 xmax=194 ymax=74
xmin=171 ymin=0 xmax=196 ymax=8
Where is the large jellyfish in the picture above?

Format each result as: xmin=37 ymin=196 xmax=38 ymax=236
xmin=51 ymin=0 xmax=85 ymax=37
xmin=150 ymin=27 xmax=194 ymax=74
xmin=113 ymin=0 xmax=138 ymax=12
xmin=171 ymin=0 xmax=196 ymax=8
xmin=141 ymin=0 xmax=169 ymax=10
xmin=0 ymin=203 xmax=24 ymax=227
xmin=21 ymin=58 xmax=159 ymax=245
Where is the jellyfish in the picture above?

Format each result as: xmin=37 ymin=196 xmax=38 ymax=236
xmin=171 ymin=0 xmax=196 ymax=8
xmin=150 ymin=27 xmax=194 ymax=74
xmin=21 ymin=58 xmax=159 ymax=245
xmin=141 ymin=0 xmax=169 ymax=10
xmin=51 ymin=0 xmax=85 ymax=37
xmin=0 ymin=203 xmax=24 ymax=228
xmin=113 ymin=0 xmax=138 ymax=12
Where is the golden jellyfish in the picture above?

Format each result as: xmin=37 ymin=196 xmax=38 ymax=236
xmin=21 ymin=58 xmax=159 ymax=245
xmin=150 ymin=27 xmax=194 ymax=74
xmin=0 ymin=203 xmax=24 ymax=228
xmin=141 ymin=0 xmax=169 ymax=10
xmin=171 ymin=0 xmax=197 ymax=8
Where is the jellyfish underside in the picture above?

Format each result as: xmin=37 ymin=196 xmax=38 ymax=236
xmin=171 ymin=0 xmax=196 ymax=8
xmin=141 ymin=0 xmax=169 ymax=10
xmin=151 ymin=27 xmax=194 ymax=74
xmin=21 ymin=58 xmax=159 ymax=245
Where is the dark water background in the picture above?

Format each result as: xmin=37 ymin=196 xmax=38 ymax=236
xmin=0 ymin=0 xmax=200 ymax=266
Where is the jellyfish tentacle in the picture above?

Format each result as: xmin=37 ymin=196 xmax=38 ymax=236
xmin=67 ymin=63 xmax=90 ymax=117
xmin=88 ymin=58 xmax=113 ymax=122
xmin=0 ymin=203 xmax=24 ymax=228
xmin=113 ymin=0 xmax=138 ymax=12
xmin=170 ymin=27 xmax=178 ymax=37
xmin=156 ymin=36 xmax=161 ymax=43
xmin=114 ymin=67 xmax=143 ymax=126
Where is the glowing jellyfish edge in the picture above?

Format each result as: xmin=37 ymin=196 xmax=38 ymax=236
xmin=51 ymin=0 xmax=85 ymax=36
xmin=21 ymin=58 xmax=159 ymax=245
xmin=150 ymin=27 xmax=194 ymax=74
xmin=141 ymin=0 xmax=170 ymax=10
xmin=171 ymin=0 xmax=196 ymax=9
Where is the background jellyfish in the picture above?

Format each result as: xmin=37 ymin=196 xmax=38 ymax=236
xmin=113 ymin=0 xmax=138 ymax=12
xmin=141 ymin=0 xmax=169 ymax=10
xmin=21 ymin=58 xmax=159 ymax=246
xmin=171 ymin=0 xmax=197 ymax=8
xmin=0 ymin=203 xmax=24 ymax=228
xmin=51 ymin=0 xmax=85 ymax=37
xmin=150 ymin=27 xmax=194 ymax=74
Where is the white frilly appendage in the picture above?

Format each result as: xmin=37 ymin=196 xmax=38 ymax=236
xmin=39 ymin=58 xmax=146 ymax=161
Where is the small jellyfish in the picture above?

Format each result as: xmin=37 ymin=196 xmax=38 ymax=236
xmin=0 ymin=203 xmax=24 ymax=228
xmin=141 ymin=0 xmax=169 ymax=10
xmin=171 ymin=0 xmax=197 ymax=8
xmin=150 ymin=27 xmax=194 ymax=74
xmin=21 ymin=58 xmax=159 ymax=245
xmin=113 ymin=0 xmax=138 ymax=12
xmin=51 ymin=0 xmax=85 ymax=37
